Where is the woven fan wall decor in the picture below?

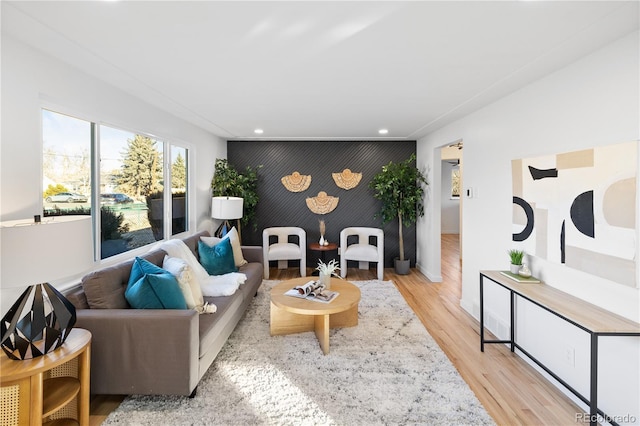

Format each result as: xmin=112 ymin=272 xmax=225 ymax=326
xmin=281 ymin=171 xmax=311 ymax=192
xmin=306 ymin=191 xmax=339 ymax=214
xmin=332 ymin=169 xmax=362 ymax=190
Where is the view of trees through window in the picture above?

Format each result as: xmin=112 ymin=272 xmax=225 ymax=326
xmin=170 ymin=146 xmax=188 ymax=236
xmin=42 ymin=109 xmax=188 ymax=259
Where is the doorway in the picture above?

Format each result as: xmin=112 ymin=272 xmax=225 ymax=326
xmin=440 ymin=141 xmax=463 ymax=265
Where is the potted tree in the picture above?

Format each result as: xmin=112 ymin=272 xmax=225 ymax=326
xmin=369 ymin=153 xmax=428 ymax=274
xmin=211 ymin=158 xmax=261 ymax=237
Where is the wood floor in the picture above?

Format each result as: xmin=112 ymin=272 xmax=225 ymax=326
xmin=89 ymin=234 xmax=581 ymax=425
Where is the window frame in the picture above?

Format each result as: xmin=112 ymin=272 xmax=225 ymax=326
xmin=41 ymin=104 xmax=193 ymax=264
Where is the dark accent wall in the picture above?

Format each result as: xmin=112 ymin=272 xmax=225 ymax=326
xmin=228 ymin=141 xmax=416 ymax=268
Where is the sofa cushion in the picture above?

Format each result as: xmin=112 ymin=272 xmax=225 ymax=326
xmin=237 ymin=262 xmax=263 ymax=300
xmin=198 ymin=293 xmax=244 ymax=358
xmin=82 ymin=261 xmax=133 ymax=309
xmin=81 ymin=249 xmax=166 ymax=309
xmin=200 ymin=227 xmax=247 ymax=267
xmin=344 ymin=243 xmax=379 ymax=262
xmin=268 ymin=242 xmax=302 ymax=259
xmin=162 ymin=255 xmax=205 ymax=309
xmin=175 ymin=231 xmax=209 ymax=262
xmin=125 ymin=257 xmax=188 ymax=309
xmin=198 ymin=239 xmax=238 ymax=276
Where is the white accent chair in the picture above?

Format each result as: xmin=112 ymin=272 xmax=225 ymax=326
xmin=340 ymin=227 xmax=384 ymax=280
xmin=262 ymin=227 xmax=306 ymax=279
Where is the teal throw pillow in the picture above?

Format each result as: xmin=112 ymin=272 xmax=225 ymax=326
xmin=125 ymin=257 xmax=187 ymax=309
xmin=128 ymin=256 xmax=166 ymax=284
xmin=198 ymin=238 xmax=238 ymax=276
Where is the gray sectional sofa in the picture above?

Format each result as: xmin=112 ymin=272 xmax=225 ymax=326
xmin=64 ymin=230 xmax=263 ymax=396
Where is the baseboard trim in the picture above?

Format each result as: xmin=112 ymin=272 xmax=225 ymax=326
xmin=416 ymin=263 xmax=442 ymax=282
xmin=460 ymin=298 xmax=478 ymax=320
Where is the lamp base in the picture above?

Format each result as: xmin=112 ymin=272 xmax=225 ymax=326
xmin=213 ymin=220 xmax=242 ymax=244
xmin=1 ymin=283 xmax=76 ymax=360
xmin=214 ymin=220 xmax=232 ymax=238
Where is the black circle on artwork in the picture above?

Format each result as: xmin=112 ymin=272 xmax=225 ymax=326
xmin=512 ymin=196 xmax=534 ymax=242
xmin=570 ymin=190 xmax=595 ymax=238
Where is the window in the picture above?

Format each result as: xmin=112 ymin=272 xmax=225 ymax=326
xmin=42 ymin=109 xmax=189 ymax=260
xmin=42 ymin=110 xmax=91 ymax=215
xmin=99 ymin=125 xmax=165 ymax=258
xmin=170 ymin=145 xmax=188 ymax=236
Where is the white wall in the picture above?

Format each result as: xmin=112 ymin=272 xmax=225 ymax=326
xmin=417 ymin=31 xmax=640 ymax=422
xmin=0 ymin=36 xmax=225 ymax=314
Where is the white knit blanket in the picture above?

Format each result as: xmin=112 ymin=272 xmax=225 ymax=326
xmin=160 ymin=239 xmax=246 ymax=297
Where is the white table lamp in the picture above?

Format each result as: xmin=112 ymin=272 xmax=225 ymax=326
xmin=211 ymin=196 xmax=243 ymax=237
xmin=0 ymin=215 xmax=93 ymax=316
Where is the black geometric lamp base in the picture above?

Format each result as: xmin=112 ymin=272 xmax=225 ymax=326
xmin=1 ymin=283 xmax=76 ymax=360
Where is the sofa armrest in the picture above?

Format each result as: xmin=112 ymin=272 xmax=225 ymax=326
xmin=241 ymin=245 xmax=263 ymax=264
xmin=76 ymin=309 xmax=199 ymax=395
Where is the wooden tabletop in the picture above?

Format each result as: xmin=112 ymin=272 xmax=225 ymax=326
xmin=1 ymin=328 xmax=92 ymax=382
xmin=309 ymin=242 xmax=338 ymax=251
xmin=271 ymin=277 xmax=360 ymax=316
xmin=481 ymin=270 xmax=640 ymax=334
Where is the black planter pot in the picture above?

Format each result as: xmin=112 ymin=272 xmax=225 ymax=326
xmin=394 ymin=258 xmax=410 ymax=275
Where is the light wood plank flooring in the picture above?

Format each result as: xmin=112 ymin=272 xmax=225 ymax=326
xmin=89 ymin=234 xmax=581 ymax=425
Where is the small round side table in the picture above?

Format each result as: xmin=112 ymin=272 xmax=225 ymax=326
xmin=0 ymin=328 xmax=91 ymax=425
xmin=309 ymin=242 xmax=338 ymax=275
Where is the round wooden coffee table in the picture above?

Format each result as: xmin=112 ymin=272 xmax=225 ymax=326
xmin=270 ymin=277 xmax=361 ymax=355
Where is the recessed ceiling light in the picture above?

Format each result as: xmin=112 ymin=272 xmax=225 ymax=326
xmin=254 ymin=128 xmax=264 ymax=134
xmin=378 ymin=129 xmax=389 ymax=135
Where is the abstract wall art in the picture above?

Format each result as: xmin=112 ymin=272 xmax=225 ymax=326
xmin=512 ymin=141 xmax=638 ymax=288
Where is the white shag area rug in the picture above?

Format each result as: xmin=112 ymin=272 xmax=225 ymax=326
xmin=103 ymin=280 xmax=495 ymax=426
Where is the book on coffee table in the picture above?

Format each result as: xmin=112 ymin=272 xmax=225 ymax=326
xmin=284 ymin=280 xmax=339 ymax=303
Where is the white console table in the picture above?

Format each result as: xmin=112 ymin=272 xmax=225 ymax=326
xmin=479 ymin=270 xmax=640 ymax=426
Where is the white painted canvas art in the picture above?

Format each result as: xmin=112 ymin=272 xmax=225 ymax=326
xmin=512 ymin=141 xmax=638 ymax=288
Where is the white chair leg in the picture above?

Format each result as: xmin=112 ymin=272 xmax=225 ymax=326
xmin=278 ymin=260 xmax=288 ymax=270
xmin=300 ymin=258 xmax=306 ymax=277
xmin=377 ymin=263 xmax=384 ymax=281
xmin=264 ymin=262 xmax=269 ymax=280
xmin=358 ymin=261 xmax=369 ymax=270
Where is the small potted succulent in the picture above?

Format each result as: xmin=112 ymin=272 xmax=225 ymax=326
xmin=508 ymin=249 xmax=525 ymax=274
xmin=316 ymin=259 xmax=341 ymax=289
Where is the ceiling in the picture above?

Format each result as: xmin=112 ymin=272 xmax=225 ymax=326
xmin=2 ymin=1 xmax=638 ymax=140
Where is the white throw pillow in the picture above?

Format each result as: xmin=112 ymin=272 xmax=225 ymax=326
xmin=163 ymin=255 xmax=205 ymax=308
xmin=201 ymin=227 xmax=247 ymax=267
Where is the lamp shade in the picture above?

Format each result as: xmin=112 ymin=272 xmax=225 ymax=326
xmin=211 ymin=196 xmax=243 ymax=220
xmin=1 ymin=216 xmax=93 ymax=316
xmin=0 ymin=216 xmax=93 ymax=287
